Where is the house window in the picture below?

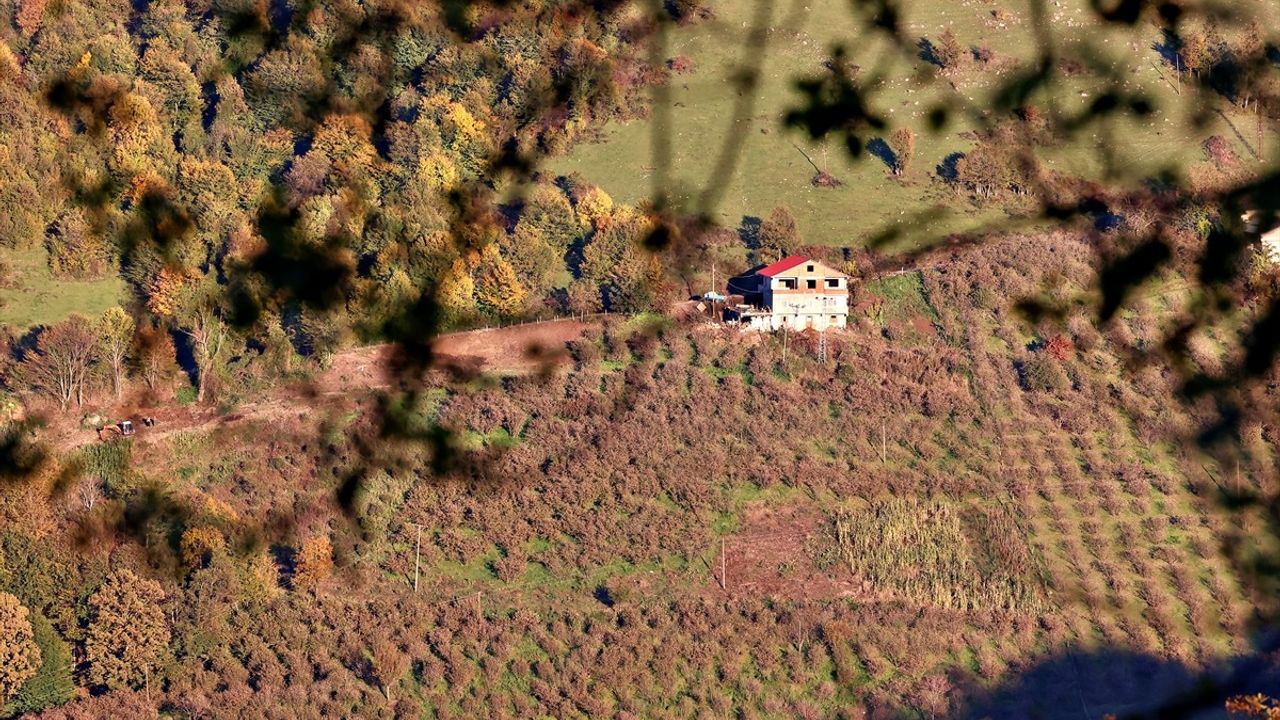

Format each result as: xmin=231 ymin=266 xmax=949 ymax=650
xmin=826 ymin=278 xmax=840 ymax=288
xmin=778 ymin=278 xmax=795 ymax=289
xmin=806 ymin=279 xmax=817 ymax=289
xmin=806 ymin=264 xmax=815 ymax=272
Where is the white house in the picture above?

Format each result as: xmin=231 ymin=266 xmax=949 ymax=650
xmin=1243 ymin=210 xmax=1280 ymax=263
xmin=729 ymin=255 xmax=850 ymax=331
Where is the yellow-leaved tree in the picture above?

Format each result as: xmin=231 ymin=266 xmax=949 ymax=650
xmin=85 ymin=570 xmax=169 ymax=691
xmin=293 ymin=535 xmax=333 ymax=591
xmin=475 ymin=244 xmax=528 ymax=318
xmin=96 ymin=306 xmax=135 ymax=402
xmin=0 ymin=591 xmax=41 ymax=705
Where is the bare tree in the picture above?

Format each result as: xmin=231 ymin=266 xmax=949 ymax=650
xmin=22 ymin=315 xmax=97 ymax=409
xmin=76 ymin=476 xmax=102 ymax=511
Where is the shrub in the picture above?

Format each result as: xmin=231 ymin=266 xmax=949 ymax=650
xmin=1020 ymin=355 xmax=1069 ymax=392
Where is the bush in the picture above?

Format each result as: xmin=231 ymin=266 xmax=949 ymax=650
xmin=1020 ymin=355 xmax=1069 ymax=392
xmin=176 ymin=386 xmax=197 ymax=405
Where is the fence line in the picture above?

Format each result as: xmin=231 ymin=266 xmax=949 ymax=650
xmin=453 ymin=310 xmax=614 ymax=336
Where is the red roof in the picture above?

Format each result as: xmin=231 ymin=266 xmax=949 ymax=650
xmin=757 ymin=255 xmax=810 ymax=277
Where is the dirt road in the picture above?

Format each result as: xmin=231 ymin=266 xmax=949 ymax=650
xmin=52 ymin=317 xmax=598 ymax=451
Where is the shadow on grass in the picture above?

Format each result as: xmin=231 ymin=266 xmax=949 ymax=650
xmin=955 ymin=639 xmax=1280 ymax=720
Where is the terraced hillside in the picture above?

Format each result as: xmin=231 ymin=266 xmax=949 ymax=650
xmin=33 ymin=229 xmax=1269 ymax=718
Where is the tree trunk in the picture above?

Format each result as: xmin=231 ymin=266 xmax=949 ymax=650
xmin=196 ymin=357 xmax=207 ymax=404
xmin=112 ymin=360 xmax=122 ymax=402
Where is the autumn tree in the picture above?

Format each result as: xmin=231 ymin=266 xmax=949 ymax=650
xmin=1179 ymin=27 xmax=1210 ymax=78
xmin=955 ymin=144 xmax=1010 ymax=198
xmin=567 ymin=279 xmax=602 ymax=314
xmin=1045 ymin=334 xmax=1074 ymax=361
xmin=0 ymin=591 xmax=41 ymax=705
xmin=22 ymin=315 xmax=97 ymax=409
xmin=369 ymin=636 xmax=409 ymax=702
xmin=757 ymin=206 xmax=800 ymax=265
xmin=15 ymin=0 xmax=47 ymax=38
xmin=889 ymin=128 xmax=916 ymax=176
xmin=169 ymin=280 xmax=229 ymax=404
xmin=435 ymin=258 xmax=477 ymax=326
xmin=85 ymin=570 xmax=170 ymax=691
xmin=475 ymin=244 xmax=529 ymax=318
xmin=1227 ymin=694 xmax=1280 ymax=719
xmin=936 ymin=28 xmax=965 ymax=70
xmin=573 ymin=185 xmax=615 ymax=231
xmin=97 ymin=307 xmax=135 ymax=402
xmin=134 ymin=322 xmax=177 ymax=392
xmin=293 ymin=535 xmax=333 ymax=591
xmin=179 ymin=527 xmax=227 ymax=570
xmin=501 ymin=222 xmax=564 ymax=300
xmin=46 ymin=209 xmax=112 ymax=280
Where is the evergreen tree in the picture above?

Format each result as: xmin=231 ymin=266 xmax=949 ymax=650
xmin=8 ymin=611 xmax=74 ymax=715
xmin=521 ymin=184 xmax=580 ymax=250
xmin=46 ymin=208 xmax=112 ymax=280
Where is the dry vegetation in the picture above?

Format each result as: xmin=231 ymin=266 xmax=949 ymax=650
xmin=3 ymin=224 xmax=1276 ymax=718
xmin=829 ymin=499 xmax=1049 ymax=612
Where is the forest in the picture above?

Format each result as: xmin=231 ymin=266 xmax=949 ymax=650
xmin=0 ymin=0 xmax=1279 ymax=717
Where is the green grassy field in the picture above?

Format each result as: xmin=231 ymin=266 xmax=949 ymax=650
xmin=551 ymin=0 xmax=1280 ymax=250
xmin=0 ymin=247 xmax=123 ymax=329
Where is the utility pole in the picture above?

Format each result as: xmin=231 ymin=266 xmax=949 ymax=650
xmin=710 ymin=263 xmax=718 ymax=321
xmin=720 ymin=538 xmax=727 ymax=590
xmin=413 ymin=524 xmax=422 ymax=593
xmin=881 ymin=422 xmax=887 ymax=463
xmin=1258 ymin=104 xmax=1265 ymax=162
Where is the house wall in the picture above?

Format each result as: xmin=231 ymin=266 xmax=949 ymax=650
xmin=750 ymin=312 xmax=846 ymax=331
xmin=1264 ymin=228 xmax=1280 ymax=264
